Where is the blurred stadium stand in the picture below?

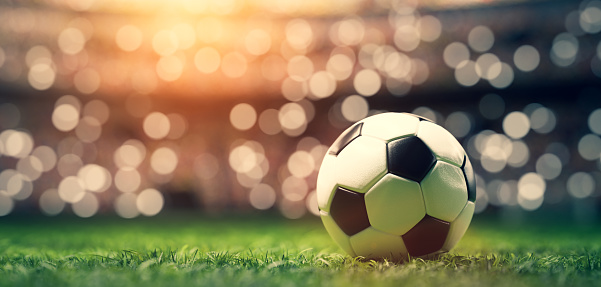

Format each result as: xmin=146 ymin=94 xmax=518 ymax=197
xmin=1 ymin=0 xmax=601 ymax=221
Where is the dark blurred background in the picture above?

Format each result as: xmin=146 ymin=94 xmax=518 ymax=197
xmin=1 ymin=0 xmax=600 ymax=222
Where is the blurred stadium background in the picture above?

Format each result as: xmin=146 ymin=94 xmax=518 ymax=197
xmin=0 ymin=0 xmax=600 ymax=222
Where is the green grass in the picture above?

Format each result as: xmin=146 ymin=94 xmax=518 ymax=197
xmin=1 ymin=213 xmax=601 ymax=287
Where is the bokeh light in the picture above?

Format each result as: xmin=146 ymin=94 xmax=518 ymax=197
xmin=535 ymin=154 xmax=562 ymax=180
xmin=503 ymin=112 xmax=530 ymax=139
xmin=75 ymin=117 xmax=102 ymax=143
xmin=517 ymin=173 xmax=545 ymax=211
xmin=287 ymin=151 xmax=315 ymax=178
xmin=72 ymin=192 xmax=99 ymax=218
xmin=394 ymin=25 xmax=420 ymax=52
xmin=444 ymin=42 xmax=470 ymax=69
xmin=152 ymin=30 xmax=179 ymax=56
xmin=194 ymin=47 xmax=221 ymax=74
xmin=551 ymin=32 xmax=579 ymax=67
xmin=580 ymin=3 xmax=601 ymax=33
xmin=468 ymin=26 xmax=495 ymax=52
xmin=445 ymin=112 xmax=472 ymax=138
xmin=230 ymin=103 xmax=257 ymax=131
xmin=57 ymin=154 xmax=83 ymax=177
xmin=514 ymin=45 xmax=540 ymax=72
xmin=78 ymin=164 xmax=111 ymax=193
xmin=282 ymin=77 xmax=308 ymax=101
xmin=0 ymin=130 xmax=34 ymax=158
xmin=507 ymin=140 xmax=530 ymax=168
xmin=114 ymin=139 xmax=146 ymax=168
xmin=0 ymin=193 xmax=14 ymax=216
xmin=58 ymin=176 xmax=86 ymax=204
xmin=326 ymin=53 xmax=354 ymax=81
xmin=286 ymin=19 xmax=313 ymax=50
xmin=279 ymin=199 xmax=307 ymax=219
xmin=114 ymin=193 xmax=139 ymax=219
xmin=150 ymin=147 xmax=178 ymax=175
xmin=279 ymin=102 xmax=307 ymax=136
xmin=16 ymin=156 xmax=43 ymax=181
xmin=287 ymin=55 xmax=313 ymax=81
xmin=455 ymin=60 xmax=479 ymax=87
xmin=58 ymin=28 xmax=86 ymax=55
xmin=309 ymin=71 xmax=336 ymax=99
xmin=39 ymin=188 xmax=65 ymax=216
xmin=53 ymin=104 xmax=79 ymax=132
xmin=475 ymin=53 xmax=501 ymax=80
xmin=249 ymin=183 xmax=276 ymax=210
xmin=156 ymin=55 xmax=184 ymax=82
xmin=281 ymin=176 xmax=309 ymax=202
xmin=115 ymin=25 xmax=143 ymax=52
xmin=341 ymin=95 xmax=369 ymax=122
xmin=529 ymin=107 xmax=556 ymax=134
xmin=28 ymin=63 xmax=55 ymax=90
xmin=245 ymin=29 xmax=271 ymax=56
xmin=588 ymin=108 xmax=601 ymax=135
xmin=354 ymin=69 xmax=381 ymax=96
xmin=488 ymin=63 xmax=514 ymax=89
xmin=567 ymin=172 xmax=595 ymax=198
xmin=114 ymin=167 xmax=141 ymax=193
xmin=578 ymin=134 xmax=601 ymax=160
xmin=143 ymin=112 xmax=171 ymax=140
xmin=137 ymin=188 xmax=164 ymax=216
xmin=83 ymin=100 xmax=110 ymax=124
xmin=417 ymin=15 xmax=442 ymax=42
xmin=172 ymin=23 xmax=196 ymax=50
xmin=73 ymin=68 xmax=101 ymax=94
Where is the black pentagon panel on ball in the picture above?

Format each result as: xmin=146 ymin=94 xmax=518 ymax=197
xmin=329 ymin=186 xmax=371 ymax=236
xmin=402 ymin=215 xmax=450 ymax=257
xmin=387 ymin=136 xmax=436 ymax=182
xmin=462 ymin=155 xmax=477 ymax=202
xmin=329 ymin=122 xmax=363 ymax=156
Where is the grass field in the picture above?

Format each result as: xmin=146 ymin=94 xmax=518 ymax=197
xmin=1 ymin=212 xmax=601 ymax=287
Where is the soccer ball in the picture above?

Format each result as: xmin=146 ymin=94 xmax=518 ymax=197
xmin=317 ymin=112 xmax=476 ymax=260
